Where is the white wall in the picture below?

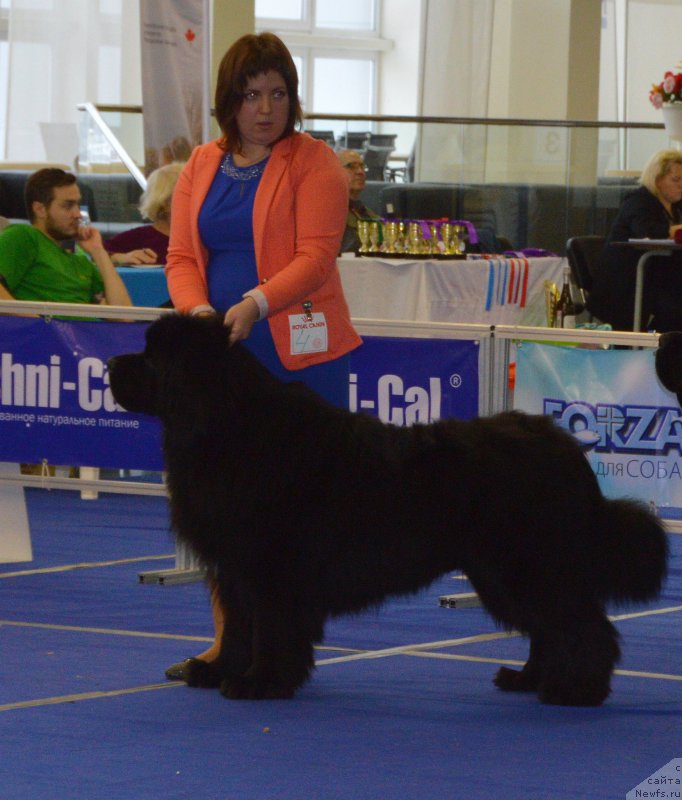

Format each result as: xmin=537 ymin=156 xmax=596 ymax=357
xmin=625 ymin=0 xmax=682 ymax=123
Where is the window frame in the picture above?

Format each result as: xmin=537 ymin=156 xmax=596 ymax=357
xmin=256 ymin=0 xmax=387 ymax=121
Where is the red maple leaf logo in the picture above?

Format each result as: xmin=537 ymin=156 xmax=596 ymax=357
xmin=185 ymin=29 xmax=196 ymax=42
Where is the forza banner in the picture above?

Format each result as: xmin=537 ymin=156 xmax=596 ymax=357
xmin=514 ymin=342 xmax=682 ymax=520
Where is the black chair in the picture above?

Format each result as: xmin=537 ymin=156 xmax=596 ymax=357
xmin=362 ymin=144 xmax=396 ymax=182
xmin=304 ymin=129 xmax=335 ymax=147
xmin=385 ymin=143 xmax=415 ymax=183
xmin=566 ymin=235 xmax=606 ymax=304
xmin=335 ymin=131 xmax=371 ymax=151
xmin=368 ymin=133 xmax=397 ymax=148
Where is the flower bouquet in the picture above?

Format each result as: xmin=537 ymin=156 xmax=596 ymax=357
xmin=649 ymin=67 xmax=682 ymax=109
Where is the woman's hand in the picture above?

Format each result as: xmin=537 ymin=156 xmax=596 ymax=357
xmin=110 ymin=249 xmax=159 ymax=266
xmin=223 ymin=297 xmax=260 ymax=345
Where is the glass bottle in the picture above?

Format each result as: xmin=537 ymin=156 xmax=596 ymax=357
xmin=554 ymin=266 xmax=577 ymax=329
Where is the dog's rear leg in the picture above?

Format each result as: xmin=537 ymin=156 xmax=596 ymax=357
xmin=536 ymin=608 xmax=620 ymax=707
xmin=221 ymin=600 xmax=318 ymax=700
xmin=494 ymin=636 xmax=544 ymax=693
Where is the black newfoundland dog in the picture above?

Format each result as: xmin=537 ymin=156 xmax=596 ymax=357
xmin=656 ymin=331 xmax=682 ymax=407
xmin=108 ymin=314 xmax=668 ymax=706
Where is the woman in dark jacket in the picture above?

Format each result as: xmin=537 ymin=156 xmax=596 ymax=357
xmin=587 ymin=149 xmax=682 ymax=331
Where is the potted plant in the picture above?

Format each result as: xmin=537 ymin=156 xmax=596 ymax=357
xmin=650 ymin=66 xmax=682 ymax=140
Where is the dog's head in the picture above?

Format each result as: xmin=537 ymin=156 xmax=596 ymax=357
xmin=108 ymin=313 xmax=248 ymax=419
xmin=655 ymin=331 xmax=682 ymax=407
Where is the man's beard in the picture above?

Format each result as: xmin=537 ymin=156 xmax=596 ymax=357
xmin=45 ymin=215 xmax=78 ymax=242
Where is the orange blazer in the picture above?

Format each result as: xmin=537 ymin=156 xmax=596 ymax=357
xmin=166 ymin=133 xmax=362 ymax=370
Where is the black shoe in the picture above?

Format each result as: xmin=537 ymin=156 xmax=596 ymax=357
xmin=165 ymin=657 xmax=205 ymax=682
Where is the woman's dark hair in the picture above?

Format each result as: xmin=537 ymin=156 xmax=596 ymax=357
xmin=214 ymin=32 xmax=303 ymax=152
xmin=25 ymin=168 xmax=77 ymax=221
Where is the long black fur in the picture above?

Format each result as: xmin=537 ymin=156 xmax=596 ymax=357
xmin=108 ymin=315 xmax=668 ymax=706
xmin=656 ymin=331 xmax=682 ymax=407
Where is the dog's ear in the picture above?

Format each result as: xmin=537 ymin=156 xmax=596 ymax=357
xmin=107 ymin=353 xmax=159 ymax=415
xmin=655 ymin=332 xmax=682 ymax=404
xmin=140 ymin=314 xmax=235 ymax=419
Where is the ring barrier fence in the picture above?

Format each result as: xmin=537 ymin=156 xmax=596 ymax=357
xmin=0 ymin=301 xmax=675 ymax=581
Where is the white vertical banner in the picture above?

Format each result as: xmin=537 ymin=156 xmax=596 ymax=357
xmin=139 ymin=0 xmax=211 ymax=172
xmin=0 ymin=464 xmax=32 ymax=564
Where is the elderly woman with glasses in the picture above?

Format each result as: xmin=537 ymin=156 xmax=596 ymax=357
xmin=336 ymin=149 xmax=379 ymax=253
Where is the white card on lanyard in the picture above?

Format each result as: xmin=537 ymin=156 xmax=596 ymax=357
xmin=289 ymin=311 xmax=329 ymax=355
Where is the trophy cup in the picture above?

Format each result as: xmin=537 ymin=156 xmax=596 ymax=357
xmin=441 ymin=222 xmax=459 ymax=256
xmin=407 ymin=222 xmax=424 ymax=255
xmin=383 ymin=220 xmax=398 ymax=254
xmin=453 ymin=224 xmax=466 ymax=255
xmin=428 ymin=223 xmax=441 ymax=255
xmin=369 ymin=221 xmax=381 ymax=253
xmin=357 ymin=219 xmax=371 ymax=253
xmin=396 ymin=220 xmax=406 ymax=253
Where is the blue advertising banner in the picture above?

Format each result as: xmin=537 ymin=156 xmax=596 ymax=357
xmin=0 ymin=319 xmax=481 ymax=472
xmin=348 ymin=336 xmax=479 ymax=424
xmin=514 ymin=342 xmax=682 ymax=519
xmin=0 ymin=316 xmax=163 ymax=471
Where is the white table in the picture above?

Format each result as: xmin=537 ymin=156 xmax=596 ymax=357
xmin=337 ymin=253 xmax=567 ymax=326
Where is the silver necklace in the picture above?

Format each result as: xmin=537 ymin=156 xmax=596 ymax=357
xmin=221 ymin=151 xmax=269 ymax=181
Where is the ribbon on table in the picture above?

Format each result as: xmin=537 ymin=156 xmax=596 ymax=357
xmin=450 ymin=220 xmax=478 ymax=245
xmin=485 ymin=257 xmax=529 ymax=311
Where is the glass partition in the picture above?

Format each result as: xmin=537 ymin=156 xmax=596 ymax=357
xmin=74 ymin=105 xmax=676 ymax=254
xmin=77 ymin=103 xmax=146 ymax=187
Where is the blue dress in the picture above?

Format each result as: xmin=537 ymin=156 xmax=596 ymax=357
xmin=198 ymin=152 xmax=348 ymax=408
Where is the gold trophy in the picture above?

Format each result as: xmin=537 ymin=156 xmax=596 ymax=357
xmin=396 ymin=220 xmax=406 ymax=253
xmin=369 ymin=221 xmax=381 ymax=253
xmin=357 ymin=219 xmax=371 ymax=253
xmin=383 ymin=220 xmax=398 ymax=254
xmin=428 ymin=223 xmax=440 ymax=255
xmin=453 ymin=224 xmax=466 ymax=255
xmin=407 ymin=222 xmax=424 ymax=255
xmin=441 ymin=222 xmax=459 ymax=255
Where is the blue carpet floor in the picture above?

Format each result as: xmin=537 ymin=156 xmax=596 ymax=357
xmin=0 ymin=488 xmax=679 ymax=800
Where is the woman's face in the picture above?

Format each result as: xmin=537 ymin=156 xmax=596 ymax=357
xmin=235 ymin=70 xmax=289 ymax=153
xmin=656 ymin=162 xmax=682 ymax=206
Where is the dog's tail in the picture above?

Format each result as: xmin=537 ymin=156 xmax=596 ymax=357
xmin=596 ymin=497 xmax=669 ymax=604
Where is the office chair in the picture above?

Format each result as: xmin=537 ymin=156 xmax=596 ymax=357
xmin=363 ymin=144 xmax=396 ymax=181
xmin=335 ymin=131 xmax=371 ymax=151
xmin=566 ymin=234 xmax=606 ymax=305
xmin=304 ymin=130 xmax=336 ymax=147
xmin=368 ymin=133 xmax=397 ymax=148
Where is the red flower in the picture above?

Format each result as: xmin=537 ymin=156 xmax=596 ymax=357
xmin=650 ymin=64 xmax=682 ymax=106
xmin=185 ymin=28 xmax=196 ymax=42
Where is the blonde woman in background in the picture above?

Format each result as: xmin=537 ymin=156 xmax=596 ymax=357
xmin=588 ymin=148 xmax=682 ymax=331
xmin=105 ymin=162 xmax=183 ymax=265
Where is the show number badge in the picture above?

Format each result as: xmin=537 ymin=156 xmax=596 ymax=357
xmin=289 ymin=301 xmax=328 ymax=355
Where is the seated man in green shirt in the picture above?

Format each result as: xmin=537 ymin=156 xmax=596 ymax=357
xmin=0 ymin=168 xmax=132 ymax=308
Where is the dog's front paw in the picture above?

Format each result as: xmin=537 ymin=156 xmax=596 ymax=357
xmin=220 ymin=674 xmax=296 ymax=700
xmin=538 ymin=679 xmax=610 ymax=707
xmin=184 ymin=658 xmax=223 ymax=688
xmin=493 ymin=666 xmax=539 ymax=693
